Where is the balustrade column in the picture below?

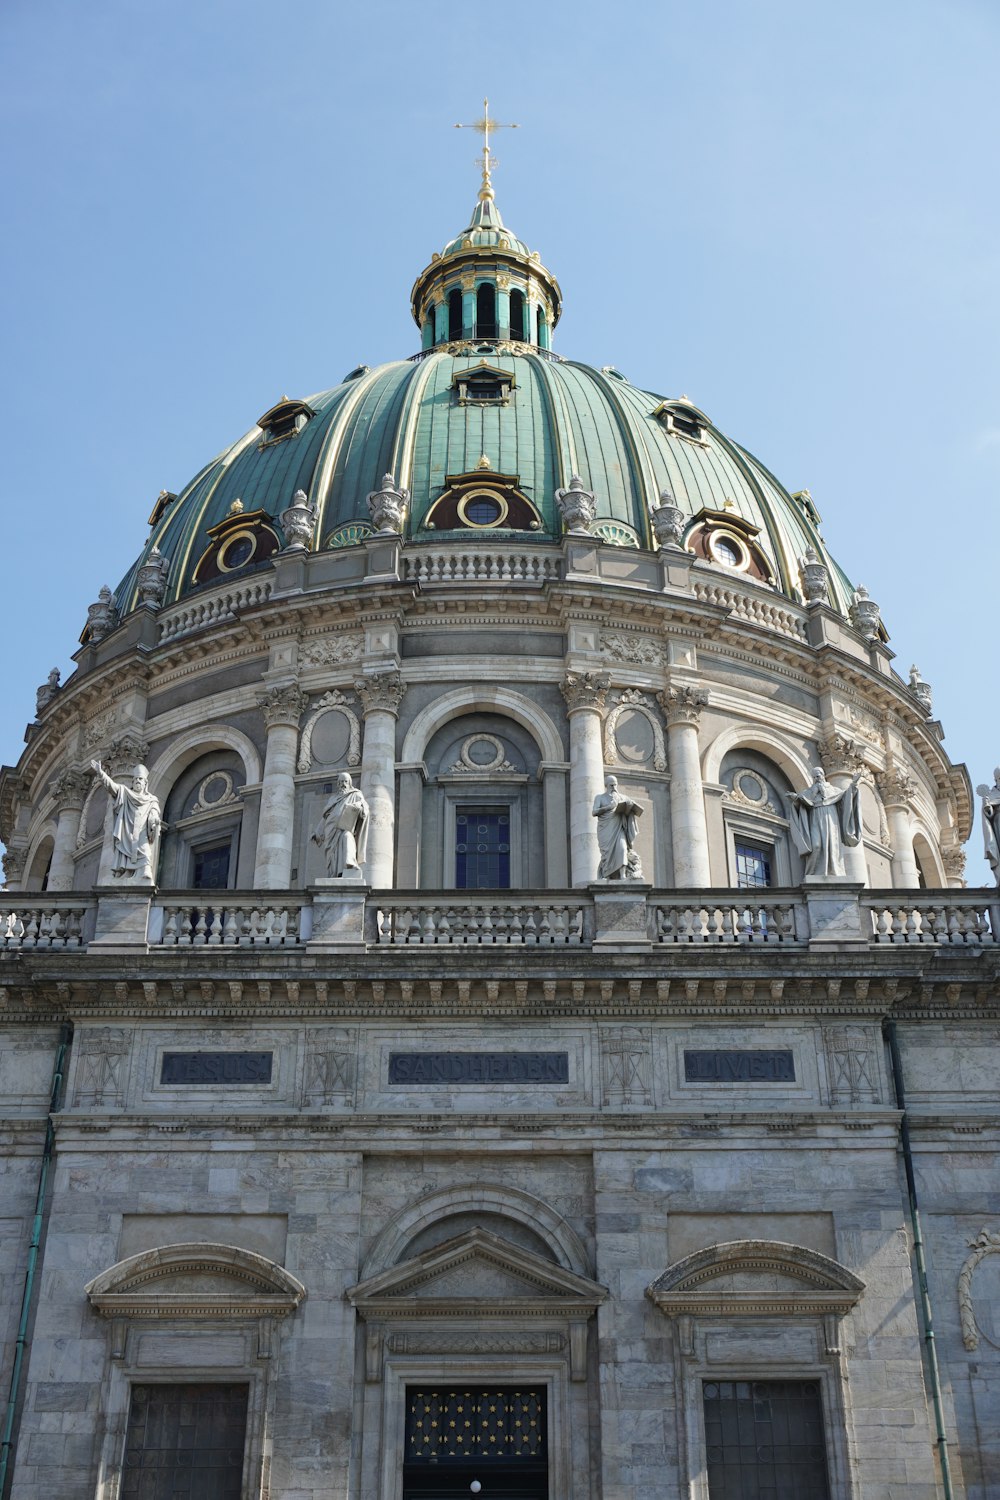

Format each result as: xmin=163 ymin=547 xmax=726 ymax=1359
xmin=47 ymin=769 xmax=89 ymax=890
xmin=879 ymin=769 xmax=921 ymax=889
xmin=355 ymin=671 xmax=406 ymax=889
xmin=253 ymin=685 xmax=306 ymax=890
xmin=561 ymin=672 xmax=610 ymax=887
xmin=659 ymin=685 xmax=712 ymax=887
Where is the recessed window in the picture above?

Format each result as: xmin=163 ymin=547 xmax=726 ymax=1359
xmin=710 ymin=533 xmax=744 ymax=568
xmin=654 ymin=401 xmax=708 ymax=444
xmin=456 ymin=807 xmax=511 ymax=889
xmin=192 ymin=841 xmax=232 ymax=890
xmin=218 ymin=532 xmax=256 ymax=571
xmin=735 ymin=841 xmax=773 ymax=889
xmin=703 ymin=1380 xmax=830 ymax=1500
xmin=448 ymin=288 xmax=463 ymax=341
xmin=121 ymin=1383 xmax=249 ymax=1500
xmin=464 ymin=496 xmax=503 ymax=525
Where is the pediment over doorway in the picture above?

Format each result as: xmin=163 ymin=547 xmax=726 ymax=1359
xmin=646 ymin=1238 xmax=865 ymax=1320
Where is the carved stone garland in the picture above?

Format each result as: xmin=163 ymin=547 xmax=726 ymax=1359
xmin=958 ymin=1228 xmax=1000 ymax=1350
xmin=297 ymin=690 xmax=362 ymax=773
xmin=603 ymin=690 xmax=667 ymax=772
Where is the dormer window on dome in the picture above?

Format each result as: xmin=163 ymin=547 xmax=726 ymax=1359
xmin=256 ymin=397 xmax=316 ymax=448
xmin=192 ymin=502 xmax=282 ymax=585
xmin=654 ymin=399 xmax=709 ymax=445
xmin=424 ymin=466 xmax=542 ymax=532
xmin=452 ymin=362 xmax=514 ymax=406
xmin=686 ymin=507 xmax=775 ymax=585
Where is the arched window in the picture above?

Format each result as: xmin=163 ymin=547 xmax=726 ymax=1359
xmin=509 ymin=289 xmax=526 ymax=342
xmin=718 ymin=750 xmax=799 ymax=888
xmin=448 ymin=288 xmax=463 ymax=341
xmin=160 ymin=751 xmax=247 ymax=889
xmin=476 ymin=282 xmax=497 ymax=340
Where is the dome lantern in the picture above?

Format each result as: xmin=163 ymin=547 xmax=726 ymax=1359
xmin=410 ymin=100 xmax=561 ymax=351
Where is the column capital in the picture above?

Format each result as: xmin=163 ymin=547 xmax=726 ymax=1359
xmin=51 ymin=767 xmax=90 ymax=809
xmin=354 ymin=671 xmax=407 ymax=718
xmin=942 ymin=845 xmax=967 ymax=883
xmin=815 ymin=732 xmax=868 ymax=777
xmin=560 ymin=670 xmax=610 ymax=715
xmin=658 ymin=683 xmax=708 ymax=727
xmin=106 ymin=732 xmax=150 ymax=778
xmin=2 ymin=847 xmax=26 ymax=884
xmin=877 ymin=767 xmax=917 ymax=808
xmin=257 ymin=682 xmax=307 ymax=730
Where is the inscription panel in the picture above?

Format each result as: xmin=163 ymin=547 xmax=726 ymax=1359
xmin=389 ymin=1052 xmax=569 ymax=1085
xmin=160 ymin=1052 xmax=273 ymax=1086
xmin=684 ymin=1050 xmax=795 ymax=1083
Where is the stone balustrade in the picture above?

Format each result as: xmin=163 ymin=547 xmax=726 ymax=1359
xmin=371 ymin=895 xmax=591 ymax=946
xmin=0 ymin=897 xmax=91 ymax=948
xmin=402 ymin=547 xmax=561 ymax=585
xmin=0 ymin=888 xmax=996 ymax=954
xmin=157 ymin=579 xmax=273 ymax=643
xmin=157 ymin=898 xmax=306 ymax=946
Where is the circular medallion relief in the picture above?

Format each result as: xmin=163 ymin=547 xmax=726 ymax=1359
xmin=193 ymin=771 xmax=236 ymax=813
xmin=734 ymin=770 xmax=766 ymax=803
xmin=613 ymin=709 xmax=655 ymax=764
xmin=460 ymin=734 xmax=510 ymax=773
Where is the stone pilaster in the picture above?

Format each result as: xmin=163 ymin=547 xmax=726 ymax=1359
xmin=253 ymin=684 xmax=306 ymax=890
xmin=561 ymin=672 xmax=610 ymax=888
xmin=877 ymin=768 xmax=921 ymax=889
xmin=658 ymin=684 xmax=711 ymax=887
xmin=354 ymin=672 xmax=406 ymax=889
xmin=47 ymin=768 xmax=89 ymax=891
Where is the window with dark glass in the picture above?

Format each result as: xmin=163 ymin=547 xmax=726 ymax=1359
xmin=475 ymin=282 xmax=497 ymax=340
xmin=121 ymin=1383 xmax=249 ymax=1500
xmin=455 ymin=807 xmax=510 ymax=889
xmin=735 ymin=841 xmax=773 ymax=889
xmin=510 ymin=288 xmax=526 ymax=341
xmin=703 ymin=1380 xmax=831 ymax=1500
xmin=448 ymin=289 xmax=463 ymax=340
xmin=192 ymin=841 xmax=232 ymax=890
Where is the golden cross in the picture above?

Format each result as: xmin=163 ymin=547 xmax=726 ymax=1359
xmin=455 ymin=98 xmax=519 ymax=198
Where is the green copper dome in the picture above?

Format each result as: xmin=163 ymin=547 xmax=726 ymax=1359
xmin=113 ymin=344 xmax=854 ymax=616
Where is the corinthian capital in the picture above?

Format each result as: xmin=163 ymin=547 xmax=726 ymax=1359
xmin=51 ymin=767 xmax=90 ymax=809
xmin=815 ymin=733 xmax=867 ymax=777
xmin=877 ymin=767 xmax=917 ymax=807
xmin=354 ymin=671 xmax=407 ymax=717
xmin=560 ymin=671 xmax=611 ymax=715
xmin=658 ymin=683 xmax=708 ymax=726
xmin=257 ymin=683 xmax=307 ymax=730
xmin=2 ymin=847 xmax=26 ymax=883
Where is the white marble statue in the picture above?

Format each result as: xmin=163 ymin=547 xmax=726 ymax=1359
xmin=592 ymin=775 xmax=643 ymax=880
xmin=786 ymin=766 xmax=863 ymax=879
xmin=90 ymin=761 xmax=164 ymax=884
xmin=312 ymin=771 xmax=370 ymax=879
xmin=976 ymin=769 xmax=1000 ymax=886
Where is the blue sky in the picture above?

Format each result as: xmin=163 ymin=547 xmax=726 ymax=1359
xmin=2 ymin=0 xmax=997 ymax=878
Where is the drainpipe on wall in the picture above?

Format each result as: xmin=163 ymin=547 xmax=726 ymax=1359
xmin=0 ymin=1021 xmax=72 ymax=1499
xmin=883 ymin=1018 xmax=955 ymax=1500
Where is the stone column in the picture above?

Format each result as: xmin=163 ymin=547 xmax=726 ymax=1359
xmin=878 ymin=769 xmax=921 ymax=889
xmin=659 ymin=685 xmax=711 ymax=887
xmin=47 ymin=769 xmax=90 ymax=891
xmin=561 ymin=672 xmax=610 ymax=887
xmin=462 ymin=287 xmax=476 ymax=339
xmin=354 ymin=671 xmax=406 ymax=889
xmin=434 ymin=301 xmax=448 ymax=345
xmin=253 ymin=684 xmax=306 ymax=890
xmin=497 ymin=284 xmax=510 ymax=339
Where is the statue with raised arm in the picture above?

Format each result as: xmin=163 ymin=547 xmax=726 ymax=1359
xmin=312 ymin=771 xmax=370 ymax=879
xmin=90 ymin=761 xmax=164 ymax=884
xmin=976 ymin=769 xmax=1000 ymax=885
xmin=592 ymin=774 xmax=644 ymax=880
xmin=786 ymin=766 xmax=863 ymax=880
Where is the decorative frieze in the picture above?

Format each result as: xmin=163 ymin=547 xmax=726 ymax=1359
xmin=73 ymin=1027 xmax=132 ymax=1108
xmin=825 ymin=1025 xmax=880 ymax=1104
xmin=601 ymin=631 xmax=664 ymax=666
xmin=601 ymin=1026 xmax=653 ymax=1106
xmin=300 ymin=634 xmax=364 ymax=668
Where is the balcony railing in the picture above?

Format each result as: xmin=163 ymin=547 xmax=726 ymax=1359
xmin=0 ymin=888 xmax=996 ymax=954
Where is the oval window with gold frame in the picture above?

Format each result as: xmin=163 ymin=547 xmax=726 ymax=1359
xmin=456 ymin=488 xmax=509 ymax=528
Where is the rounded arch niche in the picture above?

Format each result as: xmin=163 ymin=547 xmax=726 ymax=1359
xmin=361 ymin=1182 xmax=592 ymax=1279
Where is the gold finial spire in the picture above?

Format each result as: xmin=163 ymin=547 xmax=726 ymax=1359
xmin=455 ymin=97 xmax=519 ymax=202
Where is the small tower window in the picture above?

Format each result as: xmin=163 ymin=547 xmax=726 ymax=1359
xmin=510 ymin=289 xmax=526 ymax=342
xmin=448 ymin=289 xmax=463 ymax=341
xmin=256 ymin=397 xmax=316 ymax=447
xmin=476 ymin=283 xmax=497 ymax=340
